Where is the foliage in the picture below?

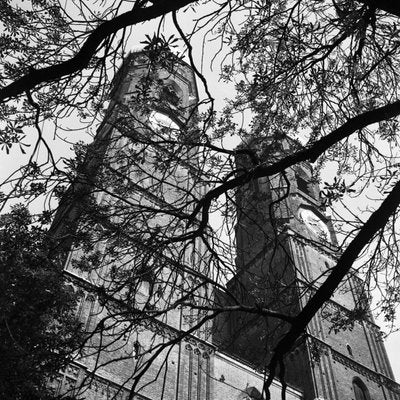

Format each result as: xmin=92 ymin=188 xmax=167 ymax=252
xmin=2 ymin=0 xmax=400 ymax=398
xmin=0 ymin=205 xmax=81 ymax=400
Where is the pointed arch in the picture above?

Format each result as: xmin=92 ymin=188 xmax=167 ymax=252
xmin=353 ymin=377 xmax=370 ymax=400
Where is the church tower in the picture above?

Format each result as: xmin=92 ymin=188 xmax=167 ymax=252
xmin=223 ymin=138 xmax=400 ymax=400
xmin=50 ymin=50 xmax=398 ymax=400
xmin=51 ymin=51 xmax=304 ymax=400
xmin=50 ymin=50 xmax=218 ymax=400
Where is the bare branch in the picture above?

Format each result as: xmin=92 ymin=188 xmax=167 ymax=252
xmin=0 ymin=0 xmax=197 ymax=102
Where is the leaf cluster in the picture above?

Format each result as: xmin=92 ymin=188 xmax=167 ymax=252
xmin=0 ymin=205 xmax=82 ymax=400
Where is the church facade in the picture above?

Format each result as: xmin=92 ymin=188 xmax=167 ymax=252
xmin=51 ymin=51 xmax=399 ymax=400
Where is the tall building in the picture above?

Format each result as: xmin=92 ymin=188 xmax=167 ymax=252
xmin=50 ymin=51 xmax=301 ymax=400
xmin=218 ymin=138 xmax=400 ymax=400
xmin=51 ymin=51 xmax=399 ymax=400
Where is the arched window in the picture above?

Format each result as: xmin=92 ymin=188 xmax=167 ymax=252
xmin=353 ymin=378 xmax=370 ymax=400
xmin=295 ymin=173 xmax=314 ymax=198
xmin=76 ymin=290 xmax=85 ymax=320
xmin=159 ymin=80 xmax=183 ymax=106
xmin=346 ymin=344 xmax=353 ymax=357
xmin=84 ymin=295 xmax=96 ymax=332
xmin=160 ymin=84 xmax=180 ymax=105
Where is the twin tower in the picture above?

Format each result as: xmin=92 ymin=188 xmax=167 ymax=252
xmin=53 ymin=51 xmax=400 ymax=400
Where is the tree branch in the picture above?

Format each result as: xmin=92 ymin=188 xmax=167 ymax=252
xmin=358 ymin=0 xmax=399 ymax=17
xmin=264 ymin=178 xmax=400 ymax=398
xmin=189 ymin=98 xmax=400 ymax=229
xmin=178 ymin=303 xmax=295 ymax=323
xmin=0 ymin=0 xmax=197 ymax=102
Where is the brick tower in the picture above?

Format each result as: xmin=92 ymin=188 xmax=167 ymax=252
xmin=51 ymin=52 xmax=304 ymax=400
xmin=50 ymin=51 xmax=217 ymax=399
xmin=221 ymin=138 xmax=400 ymax=400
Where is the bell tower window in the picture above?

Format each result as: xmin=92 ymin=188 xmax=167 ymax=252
xmin=296 ymin=174 xmax=313 ymax=198
xmin=160 ymin=84 xmax=180 ymax=106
